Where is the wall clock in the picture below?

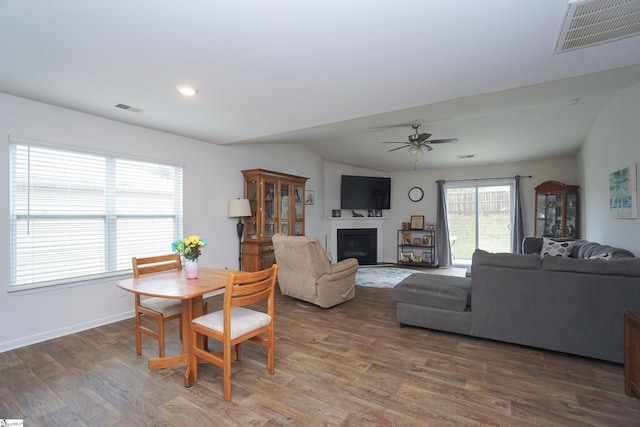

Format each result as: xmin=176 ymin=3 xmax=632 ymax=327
xmin=408 ymin=186 xmax=424 ymax=202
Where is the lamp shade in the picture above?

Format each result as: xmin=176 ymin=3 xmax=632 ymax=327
xmin=228 ymin=199 xmax=252 ymax=218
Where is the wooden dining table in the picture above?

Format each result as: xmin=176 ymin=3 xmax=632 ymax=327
xmin=117 ymin=267 xmax=235 ymax=388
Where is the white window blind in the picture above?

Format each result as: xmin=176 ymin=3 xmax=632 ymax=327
xmin=9 ymin=139 xmax=183 ymax=289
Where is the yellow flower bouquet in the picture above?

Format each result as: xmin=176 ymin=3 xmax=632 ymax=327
xmin=172 ymin=234 xmax=208 ymax=261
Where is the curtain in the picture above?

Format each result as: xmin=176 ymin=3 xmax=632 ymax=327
xmin=511 ymin=175 xmax=525 ymax=253
xmin=435 ymin=180 xmax=452 ymax=267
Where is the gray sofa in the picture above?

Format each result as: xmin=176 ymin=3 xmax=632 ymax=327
xmin=393 ymin=237 xmax=640 ymax=363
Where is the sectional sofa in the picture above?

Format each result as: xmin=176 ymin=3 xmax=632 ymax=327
xmin=393 ymin=237 xmax=640 ymax=363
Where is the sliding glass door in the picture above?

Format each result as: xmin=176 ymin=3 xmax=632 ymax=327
xmin=446 ymin=181 xmax=514 ymax=264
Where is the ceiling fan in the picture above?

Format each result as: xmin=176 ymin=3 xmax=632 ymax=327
xmin=382 ymin=124 xmax=457 ymax=155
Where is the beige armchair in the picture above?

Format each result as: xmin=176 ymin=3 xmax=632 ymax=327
xmin=272 ymin=234 xmax=358 ymax=308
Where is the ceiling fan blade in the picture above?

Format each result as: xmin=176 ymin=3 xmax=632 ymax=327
xmin=387 ymin=145 xmax=410 ymax=152
xmin=427 ymin=138 xmax=458 ymax=144
xmin=381 ymin=141 xmax=407 ymax=144
xmin=417 ymin=132 xmax=432 ymax=141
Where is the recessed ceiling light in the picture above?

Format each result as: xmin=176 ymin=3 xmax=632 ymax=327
xmin=177 ymin=85 xmax=198 ymax=96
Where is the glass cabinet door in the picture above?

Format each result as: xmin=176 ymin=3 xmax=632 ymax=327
xmin=245 ymin=180 xmax=258 ymax=240
xmin=294 ymin=186 xmax=303 ymax=219
xmin=566 ymin=193 xmax=578 ymax=237
xmin=294 ymin=185 xmax=304 ymax=235
xmin=280 ymin=182 xmax=290 ymax=235
xmin=263 ymin=180 xmax=276 ymax=238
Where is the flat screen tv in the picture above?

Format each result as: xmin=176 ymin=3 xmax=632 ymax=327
xmin=340 ymin=175 xmax=391 ymax=210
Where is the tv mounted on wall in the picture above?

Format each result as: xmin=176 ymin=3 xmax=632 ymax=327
xmin=340 ymin=175 xmax=391 ymax=210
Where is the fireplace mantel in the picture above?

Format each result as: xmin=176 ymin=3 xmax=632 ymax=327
xmin=328 ymin=217 xmax=386 ymax=264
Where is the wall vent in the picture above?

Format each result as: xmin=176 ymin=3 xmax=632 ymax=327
xmin=554 ymin=0 xmax=640 ymax=54
xmin=115 ymin=103 xmax=143 ymax=113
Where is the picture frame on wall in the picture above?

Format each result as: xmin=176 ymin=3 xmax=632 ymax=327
xmin=410 ymin=215 xmax=424 ymax=230
xmin=610 ymin=163 xmax=638 ymax=218
xmin=305 ymin=190 xmax=315 ymax=205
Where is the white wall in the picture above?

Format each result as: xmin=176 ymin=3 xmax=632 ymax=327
xmin=2 ymin=81 xmax=636 ymax=352
xmin=577 ymin=82 xmax=640 ymax=255
xmin=323 ymin=158 xmax=577 ymax=262
xmin=0 ymin=93 xmax=323 ymax=352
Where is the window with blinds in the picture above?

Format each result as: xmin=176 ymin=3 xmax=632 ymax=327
xmin=9 ymin=138 xmax=183 ymax=290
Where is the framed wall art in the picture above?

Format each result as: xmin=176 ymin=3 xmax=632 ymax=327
xmin=305 ymin=190 xmax=315 ymax=205
xmin=610 ymin=163 xmax=638 ymax=219
xmin=410 ymin=215 xmax=424 ymax=230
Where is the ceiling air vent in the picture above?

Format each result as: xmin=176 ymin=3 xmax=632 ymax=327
xmin=115 ymin=103 xmax=143 ymax=113
xmin=554 ymin=0 xmax=640 ymax=54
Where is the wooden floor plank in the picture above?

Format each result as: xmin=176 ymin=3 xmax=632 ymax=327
xmin=1 ymin=284 xmax=639 ymax=426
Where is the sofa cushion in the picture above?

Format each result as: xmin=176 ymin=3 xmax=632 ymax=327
xmin=588 ymin=252 xmax=612 ymax=260
xmin=392 ymin=274 xmax=471 ymax=312
xmin=472 ymin=249 xmax=542 ymax=270
xmin=540 ymin=238 xmax=575 ymax=258
xmin=573 ymin=240 xmax=635 ymax=259
xmin=541 ymin=255 xmax=640 ymax=277
xmin=523 ymin=236 xmax=636 ymax=259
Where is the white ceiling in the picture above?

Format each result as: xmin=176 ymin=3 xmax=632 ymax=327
xmin=1 ymin=1 xmax=639 ymax=172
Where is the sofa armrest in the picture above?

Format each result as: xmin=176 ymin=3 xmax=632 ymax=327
xmin=326 ymin=258 xmax=358 ymax=280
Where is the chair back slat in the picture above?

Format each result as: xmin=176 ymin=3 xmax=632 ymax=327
xmin=132 ymin=253 xmax=182 ymax=278
xmin=223 ymin=265 xmax=278 ymax=309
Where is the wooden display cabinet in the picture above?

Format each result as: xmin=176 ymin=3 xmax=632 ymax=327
xmin=534 ymin=180 xmax=580 ymax=239
xmin=241 ymin=169 xmax=308 ymax=272
xmin=626 ymin=311 xmax=640 ymax=400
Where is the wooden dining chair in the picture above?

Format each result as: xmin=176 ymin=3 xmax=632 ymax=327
xmin=132 ymin=253 xmax=186 ymax=358
xmin=190 ymin=264 xmax=278 ymax=401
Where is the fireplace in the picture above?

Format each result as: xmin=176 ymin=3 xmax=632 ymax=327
xmin=337 ymin=228 xmax=377 ymax=265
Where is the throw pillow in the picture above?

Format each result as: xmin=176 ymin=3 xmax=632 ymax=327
xmin=588 ymin=251 xmax=612 ymax=261
xmin=540 ymin=238 xmax=575 ymax=258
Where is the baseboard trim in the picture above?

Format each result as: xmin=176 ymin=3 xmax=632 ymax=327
xmin=0 ymin=311 xmax=134 ymax=353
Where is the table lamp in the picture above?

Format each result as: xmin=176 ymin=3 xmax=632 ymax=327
xmin=228 ymin=198 xmax=252 ymax=270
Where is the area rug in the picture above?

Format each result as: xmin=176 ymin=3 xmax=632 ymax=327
xmin=355 ymin=267 xmax=423 ymax=289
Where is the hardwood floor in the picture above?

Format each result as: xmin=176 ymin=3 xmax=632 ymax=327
xmin=1 ymin=285 xmax=639 ymax=426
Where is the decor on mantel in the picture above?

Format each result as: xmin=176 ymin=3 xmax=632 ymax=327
xmin=228 ymin=198 xmax=252 ymax=270
xmin=172 ymin=234 xmax=208 ymax=279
